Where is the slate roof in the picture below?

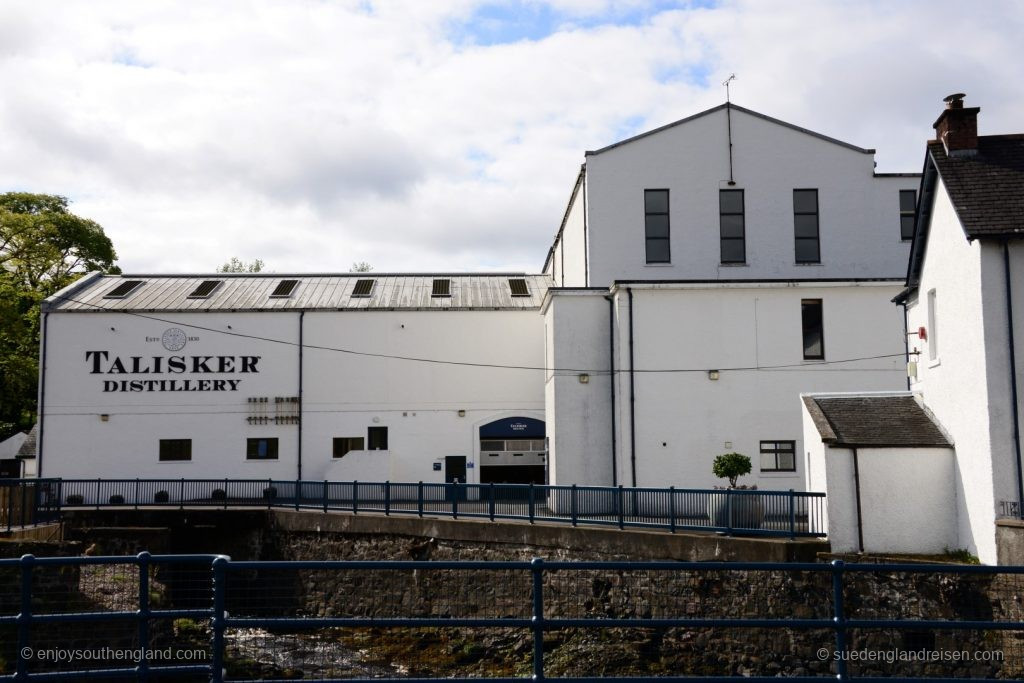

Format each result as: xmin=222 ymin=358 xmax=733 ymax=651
xmin=802 ymin=394 xmax=951 ymax=449
xmin=929 ymin=135 xmax=1024 ymax=238
xmin=15 ymin=425 xmax=36 ymax=459
xmin=43 ymin=273 xmax=551 ymax=312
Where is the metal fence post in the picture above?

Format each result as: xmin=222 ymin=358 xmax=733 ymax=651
xmin=832 ymin=559 xmax=848 ymax=681
xmin=134 ymin=479 xmax=140 ymax=510
xmin=210 ymin=556 xmax=228 ymax=683
xmin=295 ymin=479 xmax=301 ymax=511
xmin=223 ymin=477 xmax=229 ymax=510
xmin=452 ymin=481 xmax=459 ymax=520
xmin=528 ymin=484 xmax=535 ymax=524
xmin=137 ymin=551 xmax=151 ymax=680
xmin=385 ymin=481 xmax=391 ymax=516
xmin=353 ymin=481 xmax=359 ymax=515
xmin=16 ymin=554 xmax=34 ymax=677
xmin=617 ymin=485 xmax=624 ymax=530
xmin=417 ymin=481 xmax=424 ymax=518
xmin=179 ymin=478 xmax=185 ymax=510
xmin=323 ymin=480 xmax=329 ymax=513
xmin=6 ymin=483 xmax=13 ymax=533
xmin=488 ymin=483 xmax=495 ymax=522
xmin=789 ymin=489 xmax=797 ymax=540
xmin=571 ymin=484 xmax=578 ymax=527
xmin=669 ymin=486 xmax=676 ymax=534
xmin=726 ymin=490 xmax=734 ymax=536
xmin=96 ymin=478 xmax=102 ymax=510
xmin=531 ymin=557 xmax=545 ymax=682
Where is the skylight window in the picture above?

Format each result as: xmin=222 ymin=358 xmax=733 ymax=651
xmin=431 ymin=279 xmax=451 ymax=298
xmin=508 ymin=278 xmax=530 ymax=297
xmin=104 ymin=280 xmax=144 ymax=299
xmin=270 ymin=279 xmax=299 ymax=298
xmin=187 ymin=280 xmax=222 ymax=299
xmin=351 ymin=279 xmax=375 ymax=298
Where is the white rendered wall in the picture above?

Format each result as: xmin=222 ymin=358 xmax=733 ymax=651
xmin=557 ymin=177 xmax=588 ymax=287
xmin=583 ymin=107 xmax=918 ymax=285
xmin=41 ymin=311 xmax=301 ymax=481
xmin=298 ymin=310 xmax=544 ymax=483
xmin=543 ymin=292 xmax=613 ymax=486
xmin=802 ymin=403 xmax=832 ymax=539
xmin=905 ymin=179 xmax=1004 ymax=563
xmin=611 ymin=282 xmax=906 ymax=490
xmin=41 ymin=309 xmax=546 ymax=485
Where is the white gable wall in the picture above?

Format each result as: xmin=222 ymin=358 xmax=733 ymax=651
xmin=584 ymin=107 xmax=917 ymax=285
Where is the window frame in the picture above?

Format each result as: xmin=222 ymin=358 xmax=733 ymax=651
xmin=158 ymin=439 xmax=192 ymax=462
xmin=719 ymin=189 xmax=746 ymax=265
xmin=246 ymin=437 xmax=279 ymax=460
xmin=793 ymin=189 xmax=820 ymax=264
xmin=367 ymin=426 xmax=389 ymax=451
xmin=333 ymin=437 xmax=365 ymax=458
xmin=801 ymin=299 xmax=825 ymax=361
xmin=643 ymin=189 xmax=671 ymax=264
xmin=927 ymin=288 xmax=938 ymax=362
xmin=900 ymin=190 xmax=917 ymax=241
xmin=759 ymin=440 xmax=797 ymax=473
xmin=431 ymin=279 xmax=451 ymax=298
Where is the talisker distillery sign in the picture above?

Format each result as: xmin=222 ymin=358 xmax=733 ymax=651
xmin=85 ymin=329 xmax=261 ymax=392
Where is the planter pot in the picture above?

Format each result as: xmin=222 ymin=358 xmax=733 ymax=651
xmin=108 ymin=495 xmax=125 ymax=505
xmin=707 ymin=491 xmax=764 ymax=530
xmin=211 ymin=489 xmax=227 ymax=502
xmin=66 ymin=494 xmax=84 ymax=506
xmin=154 ymin=490 xmax=170 ymax=503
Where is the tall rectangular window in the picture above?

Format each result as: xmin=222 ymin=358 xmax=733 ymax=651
xmin=333 ymin=437 xmax=365 ymax=458
xmin=793 ymin=189 xmax=820 ymax=263
xmin=159 ymin=439 xmax=192 ymax=462
xmin=246 ymin=438 xmax=279 ymax=460
xmin=368 ymin=426 xmax=389 ymax=450
xmin=927 ymin=289 xmax=938 ymax=361
xmin=801 ymin=299 xmax=824 ymax=360
xmin=900 ymin=190 xmax=917 ymax=241
xmin=644 ymin=189 xmax=670 ymax=263
xmin=719 ymin=189 xmax=745 ymax=264
xmin=760 ymin=440 xmax=796 ymax=472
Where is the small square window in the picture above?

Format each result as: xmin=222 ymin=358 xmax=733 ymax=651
xmin=368 ymin=426 xmax=389 ymax=450
xmin=105 ymin=280 xmax=145 ymax=299
xmin=246 ymin=438 xmax=279 ymax=460
xmin=270 ymin=279 xmax=299 ymax=298
xmin=159 ymin=439 xmax=192 ymax=462
xmin=431 ymin=279 xmax=451 ymax=297
xmin=333 ymin=437 xmax=365 ymax=458
xmin=187 ymin=280 xmax=222 ymax=299
xmin=760 ymin=440 xmax=796 ymax=472
xmin=508 ymin=278 xmax=530 ymax=297
xmin=351 ymin=279 xmax=375 ymax=297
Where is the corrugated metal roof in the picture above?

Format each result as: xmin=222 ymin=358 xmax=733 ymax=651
xmin=45 ymin=273 xmax=552 ymax=312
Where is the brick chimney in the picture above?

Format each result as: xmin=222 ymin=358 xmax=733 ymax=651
xmin=933 ymin=93 xmax=980 ymax=156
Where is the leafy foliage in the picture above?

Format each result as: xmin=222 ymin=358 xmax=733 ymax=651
xmin=711 ymin=452 xmax=752 ymax=488
xmin=0 ymin=193 xmax=118 ymax=438
xmin=217 ymin=257 xmax=264 ymax=273
xmin=351 ymin=261 xmax=373 ymax=272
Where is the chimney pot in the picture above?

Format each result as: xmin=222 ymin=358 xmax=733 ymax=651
xmin=933 ymin=93 xmax=979 ymax=156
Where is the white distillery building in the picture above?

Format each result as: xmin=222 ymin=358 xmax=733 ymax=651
xmin=32 ymin=102 xmax=920 ymax=492
xmin=804 ymin=95 xmax=1024 ymax=564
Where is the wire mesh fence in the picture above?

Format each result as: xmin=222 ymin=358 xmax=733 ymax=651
xmin=2 ymin=555 xmax=1023 ymax=681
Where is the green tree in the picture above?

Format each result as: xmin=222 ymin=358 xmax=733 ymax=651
xmin=0 ymin=193 xmax=118 ymax=438
xmin=350 ymin=261 xmax=373 ymax=272
xmin=217 ymin=257 xmax=264 ymax=273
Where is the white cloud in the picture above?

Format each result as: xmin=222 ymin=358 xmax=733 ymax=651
xmin=0 ymin=0 xmax=1021 ymax=274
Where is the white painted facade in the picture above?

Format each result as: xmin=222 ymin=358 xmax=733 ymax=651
xmin=802 ymin=396 xmax=957 ymax=555
xmin=38 ymin=275 xmax=547 ymax=487
xmin=544 ymin=105 xmax=919 ymax=287
xmin=545 ymin=282 xmax=907 ymax=490
xmin=902 ymin=180 xmax=1024 ymax=563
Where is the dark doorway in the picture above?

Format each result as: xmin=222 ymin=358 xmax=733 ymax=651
xmin=445 ymin=456 xmax=467 ymax=502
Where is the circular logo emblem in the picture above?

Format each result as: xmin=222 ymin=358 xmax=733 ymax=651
xmin=161 ymin=328 xmax=188 ymax=352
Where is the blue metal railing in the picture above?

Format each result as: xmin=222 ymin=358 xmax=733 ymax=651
xmin=2 ymin=553 xmax=1021 ymax=681
xmin=23 ymin=478 xmax=827 ymax=538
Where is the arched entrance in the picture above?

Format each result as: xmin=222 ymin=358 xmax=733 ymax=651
xmin=478 ymin=417 xmax=546 ymax=485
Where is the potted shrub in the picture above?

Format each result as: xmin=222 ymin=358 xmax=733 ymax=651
xmin=707 ymin=452 xmax=764 ymax=530
xmin=262 ymin=486 xmax=278 ymax=500
xmin=66 ymin=494 xmax=84 ymax=506
xmin=108 ymin=494 xmax=125 ymax=505
xmin=154 ymin=490 xmax=170 ymax=503
xmin=211 ymin=489 xmax=227 ymax=502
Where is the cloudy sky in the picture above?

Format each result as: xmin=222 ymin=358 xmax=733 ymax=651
xmin=1 ymin=1 xmax=1021 ymax=274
